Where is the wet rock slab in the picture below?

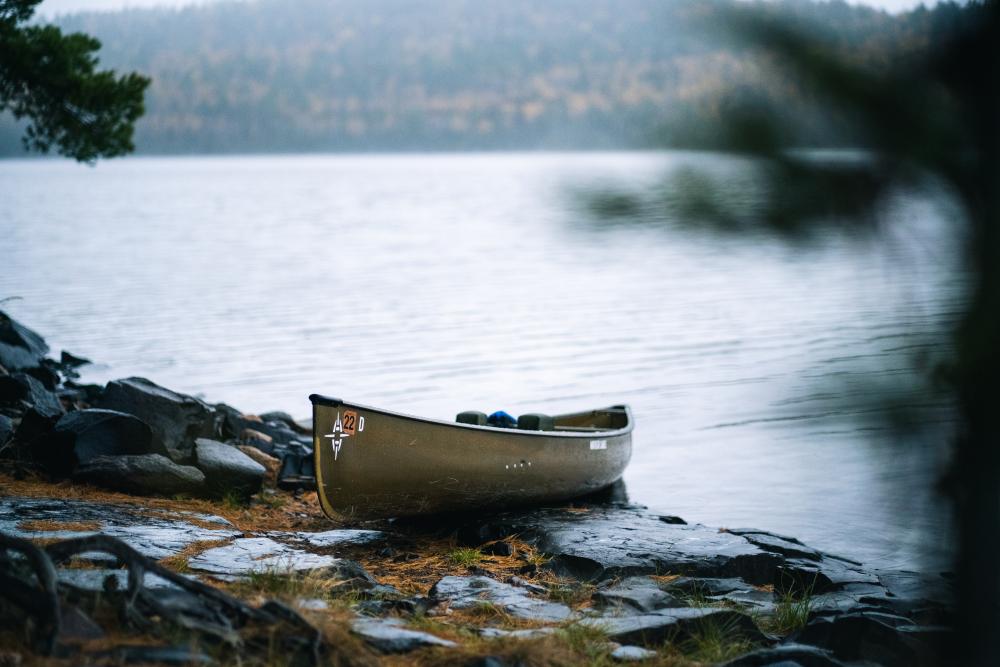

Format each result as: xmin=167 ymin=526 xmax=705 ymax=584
xmin=721 ymin=643 xmax=846 ymax=666
xmin=459 ymin=505 xmax=879 ymax=593
xmin=187 ymin=537 xmax=338 ymax=575
xmin=789 ymin=611 xmax=948 ymax=667
xmin=430 ymin=575 xmax=573 ymax=622
xmin=351 ymin=616 xmax=456 ymax=653
xmin=581 ymin=607 xmax=766 ymax=647
xmin=725 ymin=528 xmax=825 ymax=561
xmin=0 ymin=496 xmax=239 ymax=560
xmin=276 ymin=528 xmax=386 ymax=548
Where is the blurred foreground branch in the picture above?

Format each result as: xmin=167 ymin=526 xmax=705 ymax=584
xmin=592 ymin=2 xmax=998 ymax=663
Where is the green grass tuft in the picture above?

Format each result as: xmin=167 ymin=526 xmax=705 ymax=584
xmin=448 ymin=547 xmax=483 ymax=567
xmin=221 ymin=489 xmax=248 ymax=510
xmin=678 ymin=615 xmax=760 ymax=663
xmin=765 ymin=588 xmax=812 ymax=634
xmin=254 ymin=491 xmax=287 ymax=510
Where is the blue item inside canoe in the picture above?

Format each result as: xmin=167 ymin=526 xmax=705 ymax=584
xmin=487 ymin=410 xmax=517 ymax=428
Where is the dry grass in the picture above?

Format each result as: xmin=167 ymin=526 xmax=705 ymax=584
xmin=355 ymin=537 xmax=559 ymax=598
xmin=158 ymin=538 xmax=234 ymax=572
xmin=15 ymin=519 xmax=101 ymax=533
xmin=222 ymin=566 xmax=359 ymax=605
xmin=0 ymin=473 xmax=747 ymax=667
xmin=0 ymin=471 xmax=332 ymax=533
xmin=298 ymin=607 xmax=382 ymax=667
xmin=383 ymin=628 xmax=695 ymax=667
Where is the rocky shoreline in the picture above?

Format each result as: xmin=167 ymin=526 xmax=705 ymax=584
xmin=0 ymin=310 xmax=952 ymax=666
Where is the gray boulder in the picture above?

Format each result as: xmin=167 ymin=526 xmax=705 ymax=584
xmin=60 ymin=350 xmax=91 ymax=368
xmin=24 ymin=363 xmax=61 ymax=390
xmin=11 ymin=406 xmax=62 ymax=451
xmin=193 ymin=438 xmax=265 ymax=498
xmin=35 ymin=409 xmax=160 ymax=476
xmin=790 ymin=611 xmax=947 ymax=667
xmin=258 ymin=410 xmax=310 ymax=434
xmin=0 ymin=310 xmax=49 ymax=371
xmin=216 ymin=402 xmax=309 ymax=447
xmin=73 ymin=454 xmax=205 ymax=497
xmin=429 ymin=575 xmax=573 ymax=622
xmin=0 ymin=373 xmax=63 ymax=417
xmin=351 ymin=617 xmax=456 ymax=653
xmin=594 ymin=576 xmax=684 ymax=612
xmin=99 ymin=377 xmax=219 ymax=460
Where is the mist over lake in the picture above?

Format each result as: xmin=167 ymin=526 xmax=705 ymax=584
xmin=0 ymin=150 xmax=958 ymax=569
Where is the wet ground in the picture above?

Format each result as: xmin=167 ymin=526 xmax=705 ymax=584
xmin=0 ymin=485 xmax=953 ymax=666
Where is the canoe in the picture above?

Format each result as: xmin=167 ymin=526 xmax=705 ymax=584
xmin=309 ymin=394 xmax=633 ymax=520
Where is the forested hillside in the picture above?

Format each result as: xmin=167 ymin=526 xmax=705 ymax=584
xmin=0 ymin=0 xmax=970 ymax=155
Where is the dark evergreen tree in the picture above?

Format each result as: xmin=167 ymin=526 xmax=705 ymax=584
xmin=0 ymin=0 xmax=148 ymax=162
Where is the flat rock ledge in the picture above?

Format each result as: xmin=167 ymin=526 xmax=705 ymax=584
xmin=0 ymin=496 xmax=239 ymax=561
xmin=457 ymin=505 xmax=883 ymax=593
xmin=1 ymin=493 xmax=954 ymax=666
xmin=449 ymin=504 xmax=953 ymax=665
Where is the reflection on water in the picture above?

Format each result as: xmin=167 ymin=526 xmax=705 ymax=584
xmin=0 ymin=152 xmax=960 ymax=569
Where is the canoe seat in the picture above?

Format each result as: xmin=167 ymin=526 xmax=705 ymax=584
xmin=518 ymin=413 xmax=554 ymax=431
xmin=456 ymin=411 xmax=488 ymax=426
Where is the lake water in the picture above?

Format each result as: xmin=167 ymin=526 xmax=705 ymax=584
xmin=0 ymin=152 xmax=961 ymax=570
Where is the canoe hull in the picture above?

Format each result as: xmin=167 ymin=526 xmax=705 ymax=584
xmin=310 ymin=395 xmax=632 ymax=520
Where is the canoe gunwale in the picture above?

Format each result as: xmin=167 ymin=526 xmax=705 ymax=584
xmin=308 ymin=393 xmax=633 ymax=439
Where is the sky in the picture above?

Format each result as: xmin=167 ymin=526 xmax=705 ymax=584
xmin=37 ymin=0 xmax=947 ymax=17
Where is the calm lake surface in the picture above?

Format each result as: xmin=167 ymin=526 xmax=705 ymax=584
xmin=0 ymin=152 xmax=961 ymax=570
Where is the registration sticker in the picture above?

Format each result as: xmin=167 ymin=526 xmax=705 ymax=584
xmin=590 ymin=439 xmax=607 ymax=450
xmin=342 ymin=410 xmax=359 ymax=436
